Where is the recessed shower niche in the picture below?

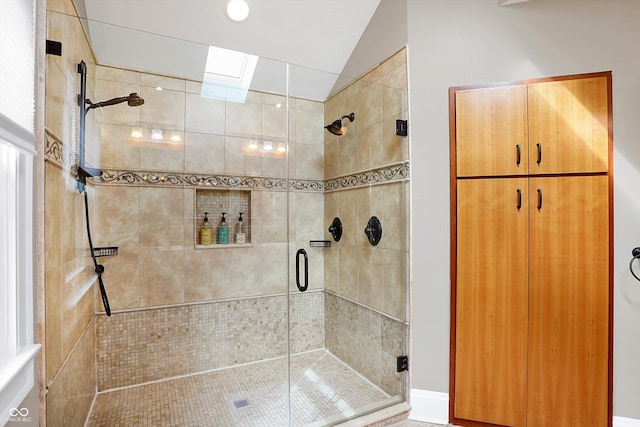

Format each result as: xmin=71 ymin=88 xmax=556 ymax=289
xmin=195 ymin=189 xmax=252 ymax=247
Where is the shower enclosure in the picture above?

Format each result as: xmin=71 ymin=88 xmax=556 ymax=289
xmin=43 ymin=8 xmax=409 ymax=426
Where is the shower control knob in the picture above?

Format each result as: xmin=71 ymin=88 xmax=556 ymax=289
xmin=364 ymin=216 xmax=382 ymax=246
xmin=328 ymin=217 xmax=342 ymax=242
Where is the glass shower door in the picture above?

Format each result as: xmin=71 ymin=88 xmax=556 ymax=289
xmin=287 ymin=54 xmax=409 ymax=425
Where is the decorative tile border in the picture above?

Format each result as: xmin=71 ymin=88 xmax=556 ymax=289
xmin=45 ymin=130 xmax=409 ymax=192
xmin=324 ymin=162 xmax=409 ymax=192
xmin=45 ymin=129 xmax=76 ymax=168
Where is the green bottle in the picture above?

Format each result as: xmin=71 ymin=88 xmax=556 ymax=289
xmin=218 ymin=212 xmax=228 ymax=244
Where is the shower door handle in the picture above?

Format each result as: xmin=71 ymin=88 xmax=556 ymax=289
xmin=296 ymin=248 xmax=308 ymax=292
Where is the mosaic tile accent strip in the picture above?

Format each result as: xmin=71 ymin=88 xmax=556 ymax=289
xmin=88 ymin=349 xmax=392 ymax=427
xmin=324 ymin=162 xmax=410 ymax=192
xmin=96 ymin=292 xmax=323 ymax=391
xmin=325 ymin=291 xmax=406 ymax=397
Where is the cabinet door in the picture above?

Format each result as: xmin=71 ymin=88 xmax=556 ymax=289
xmin=528 ymin=76 xmax=610 ymax=174
xmin=528 ymin=175 xmax=610 ymax=427
xmin=455 ymin=178 xmax=529 ymax=427
xmin=456 ymin=85 xmax=528 ymax=177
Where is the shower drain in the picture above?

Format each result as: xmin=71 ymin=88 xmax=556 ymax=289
xmin=233 ymin=398 xmax=250 ymax=409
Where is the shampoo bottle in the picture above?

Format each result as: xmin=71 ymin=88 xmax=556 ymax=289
xmin=218 ymin=212 xmax=228 ymax=244
xmin=199 ymin=212 xmax=212 ymax=245
xmin=235 ymin=212 xmax=246 ymax=244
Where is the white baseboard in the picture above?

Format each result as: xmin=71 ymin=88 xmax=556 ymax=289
xmin=408 ymin=389 xmax=449 ymax=424
xmin=408 ymin=390 xmax=639 ymax=427
xmin=614 ymin=416 xmax=640 ymax=427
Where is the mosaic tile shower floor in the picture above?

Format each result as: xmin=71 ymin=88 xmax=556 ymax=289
xmin=87 ymin=349 xmax=401 ymax=426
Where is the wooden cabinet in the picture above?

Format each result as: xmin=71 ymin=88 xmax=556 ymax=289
xmin=450 ymin=72 xmax=612 ymax=427
xmin=455 ymin=75 xmax=610 ymax=177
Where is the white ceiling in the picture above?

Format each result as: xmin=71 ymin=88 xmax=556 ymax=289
xmin=81 ymin=0 xmax=382 ymax=101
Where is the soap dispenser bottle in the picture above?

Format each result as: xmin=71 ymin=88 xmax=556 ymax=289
xmin=218 ymin=212 xmax=228 ymax=244
xmin=199 ymin=211 xmax=212 ymax=245
xmin=235 ymin=212 xmax=246 ymax=244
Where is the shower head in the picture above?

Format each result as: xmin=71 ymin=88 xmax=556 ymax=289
xmin=85 ymin=93 xmax=145 ymax=113
xmin=325 ymin=112 xmax=355 ymax=136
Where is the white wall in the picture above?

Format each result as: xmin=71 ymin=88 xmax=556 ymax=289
xmin=407 ymin=0 xmax=640 ymax=419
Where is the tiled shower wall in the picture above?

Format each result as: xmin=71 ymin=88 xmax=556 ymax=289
xmin=44 ymin=4 xmax=98 ymax=426
xmin=96 ymin=291 xmax=323 ymax=390
xmin=322 ymin=48 xmax=409 ymax=395
xmin=90 ymin=63 xmax=328 ymax=389
xmin=92 ymin=67 xmax=326 ymax=310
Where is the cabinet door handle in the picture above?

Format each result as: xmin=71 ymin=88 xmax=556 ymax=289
xmin=517 ymin=188 xmax=522 ymax=210
xmin=536 ymin=143 xmax=542 ymax=164
xmin=516 ymin=144 xmax=521 ymax=165
xmin=537 ymin=188 xmax=543 ymax=210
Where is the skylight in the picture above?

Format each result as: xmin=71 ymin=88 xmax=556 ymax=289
xmin=201 ymin=45 xmax=258 ymax=103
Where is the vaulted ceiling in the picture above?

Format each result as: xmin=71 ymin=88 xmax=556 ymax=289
xmin=79 ymin=0 xmax=382 ymax=101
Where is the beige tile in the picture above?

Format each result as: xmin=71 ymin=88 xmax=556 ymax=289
xmin=61 ymin=261 xmax=94 ymax=356
xmin=140 ymin=86 xmax=185 ymax=131
xmin=260 ymin=243 xmax=288 ymax=294
xmin=139 ymin=187 xmax=185 ymax=246
xmin=225 ymin=135 xmax=258 ymax=176
xmin=294 ymin=108 xmax=324 ymax=145
xmin=139 ymin=138 xmax=185 ymax=172
xmin=383 ymin=85 xmax=406 ymax=120
xmin=258 ymin=191 xmax=288 ymax=243
xmin=45 ymin=162 xmax=62 ymax=273
xmin=357 ymin=80 xmax=383 ymax=132
xmin=59 ymin=179 xmax=79 ymax=265
xmin=337 ymin=190 xmax=359 ymax=245
xmin=97 ymin=66 xmax=141 ymax=85
xmin=380 ymin=48 xmax=407 ymax=79
xmin=338 ymin=245 xmax=359 ymax=300
xmin=225 ymin=247 xmax=263 ymax=298
xmin=263 ymin=97 xmax=288 ymax=141
xmin=45 ymin=58 xmax=64 ymax=137
xmin=381 ymin=183 xmax=404 ymax=251
xmin=94 ymin=186 xmax=139 ymax=247
xmin=185 ymin=92 xmax=226 ymax=135
xmin=45 ymin=268 xmax=63 ymax=385
xmin=100 ymin=246 xmax=140 ymax=310
xmin=381 ymin=249 xmax=405 ymax=319
xmin=294 ymin=143 xmax=323 ymax=179
xmin=382 ymin=63 xmax=408 ymax=92
xmin=183 ymin=247 xmax=226 ymax=302
xmin=141 ymin=74 xmax=185 ymax=92
xmin=323 ymin=140 xmax=339 ymax=179
xmin=97 ymin=123 xmax=141 ymax=170
xmin=359 ymin=121 xmax=384 ymax=172
xmin=139 ymin=246 xmax=185 ymax=306
xmin=338 ymin=131 xmax=358 ymax=176
xmin=358 ymin=245 xmax=383 ymax=310
xmin=226 ymin=98 xmax=263 ymax=138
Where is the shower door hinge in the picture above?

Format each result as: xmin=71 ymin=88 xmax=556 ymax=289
xmin=395 ymin=119 xmax=408 ymax=136
xmin=46 ymin=40 xmax=62 ymax=56
xmin=397 ymin=355 xmax=409 ymax=372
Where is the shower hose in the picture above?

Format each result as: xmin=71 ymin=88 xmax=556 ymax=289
xmin=83 ymin=190 xmax=111 ymax=316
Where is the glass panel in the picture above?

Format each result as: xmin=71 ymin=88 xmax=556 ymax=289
xmin=45 ymin=9 xmax=409 ymax=427
xmin=288 ymin=52 xmax=409 ymax=425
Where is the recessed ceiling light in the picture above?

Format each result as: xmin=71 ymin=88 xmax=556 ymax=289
xmin=226 ymin=0 xmax=249 ymax=22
